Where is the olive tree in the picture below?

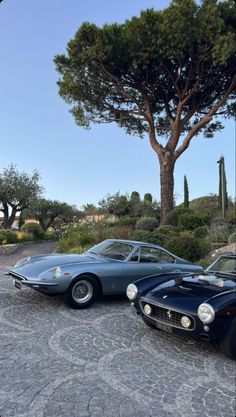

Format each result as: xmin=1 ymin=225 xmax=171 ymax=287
xmin=99 ymin=192 xmax=131 ymax=217
xmin=26 ymin=199 xmax=83 ymax=231
xmin=0 ymin=165 xmax=42 ymax=228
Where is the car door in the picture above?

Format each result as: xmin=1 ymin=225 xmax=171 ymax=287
xmin=113 ymin=246 xmax=177 ymax=293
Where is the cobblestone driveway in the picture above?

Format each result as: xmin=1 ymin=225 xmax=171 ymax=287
xmin=0 ymin=243 xmax=235 ymax=417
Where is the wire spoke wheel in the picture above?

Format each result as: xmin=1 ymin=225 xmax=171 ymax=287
xmin=72 ymin=280 xmax=93 ymax=303
xmin=64 ymin=275 xmax=99 ymax=309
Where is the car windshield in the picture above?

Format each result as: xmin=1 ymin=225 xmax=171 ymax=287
xmin=207 ymin=256 xmax=236 ymax=278
xmin=86 ymin=241 xmax=134 ymax=261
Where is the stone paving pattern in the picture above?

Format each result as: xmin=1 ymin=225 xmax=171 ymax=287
xmin=0 ymin=242 xmax=235 ymax=417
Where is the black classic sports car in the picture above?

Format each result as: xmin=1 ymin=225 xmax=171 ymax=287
xmin=126 ymin=253 xmax=236 ymax=360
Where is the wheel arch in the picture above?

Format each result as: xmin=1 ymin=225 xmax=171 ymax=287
xmin=72 ymin=272 xmax=103 ymax=297
xmin=219 ymin=315 xmax=236 ymax=360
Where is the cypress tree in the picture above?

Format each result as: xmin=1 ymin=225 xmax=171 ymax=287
xmin=144 ymin=193 xmax=153 ymax=204
xmin=184 ymin=175 xmax=189 ymax=208
xmin=218 ymin=156 xmax=228 ymax=217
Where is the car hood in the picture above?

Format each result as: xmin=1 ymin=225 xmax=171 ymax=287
xmin=143 ymin=274 xmax=236 ymax=311
xmin=9 ymin=253 xmax=110 ymax=278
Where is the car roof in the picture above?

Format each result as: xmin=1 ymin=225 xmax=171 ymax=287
xmin=105 ymin=238 xmax=163 ymax=249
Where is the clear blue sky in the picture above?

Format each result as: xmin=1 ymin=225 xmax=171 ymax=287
xmin=0 ymin=0 xmax=235 ymax=210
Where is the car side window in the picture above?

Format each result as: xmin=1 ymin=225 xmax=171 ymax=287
xmin=138 ymin=247 xmax=160 ymax=263
xmin=159 ymin=249 xmax=175 ymax=263
xmin=129 ymin=249 xmax=140 ymax=262
xmin=130 ymin=247 xmax=175 ymax=263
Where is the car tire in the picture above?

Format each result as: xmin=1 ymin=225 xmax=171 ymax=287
xmin=142 ymin=315 xmax=156 ymax=329
xmin=64 ymin=275 xmax=99 ymax=309
xmin=219 ymin=317 xmax=236 ymax=360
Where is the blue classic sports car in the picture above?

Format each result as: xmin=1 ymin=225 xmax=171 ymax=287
xmin=126 ymin=253 xmax=236 ymax=359
xmin=9 ymin=239 xmax=203 ymax=309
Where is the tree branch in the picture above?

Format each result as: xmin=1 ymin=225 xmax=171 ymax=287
xmin=174 ymin=74 xmax=236 ymax=160
xmin=162 ymin=63 xmax=181 ymax=97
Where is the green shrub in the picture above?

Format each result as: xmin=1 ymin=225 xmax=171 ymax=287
xmin=155 ymin=225 xmax=178 ymax=235
xmin=211 ymin=217 xmax=229 ymax=226
xmin=178 ymin=212 xmax=212 ymax=230
xmin=228 ymin=217 xmax=236 ymax=227
xmin=226 ymin=208 xmax=236 ymax=226
xmin=0 ymin=229 xmax=18 ymax=244
xmin=69 ymin=245 xmax=90 ymax=254
xmin=165 ymin=208 xmax=191 ymax=226
xmin=130 ymin=229 xmax=166 ymax=246
xmin=111 ymin=225 xmax=134 ymax=240
xmin=135 ymin=217 xmax=159 ymax=231
xmin=149 ymin=231 xmax=167 ymax=246
xmin=189 ymin=195 xmax=219 ymax=216
xmin=179 ymin=230 xmax=195 ymax=238
xmin=131 ymin=230 xmax=154 ymax=243
xmin=21 ymin=223 xmax=44 ymax=239
xmin=166 ymin=235 xmax=211 ymax=262
xmin=229 ymin=232 xmax=236 ymax=244
xmin=208 ymin=219 xmax=230 ymax=243
xmin=229 ymin=223 xmax=235 ymax=234
xmin=90 ymin=221 xmax=112 ymax=243
xmin=197 ymin=254 xmax=213 ymax=269
xmin=193 ymin=226 xmax=209 ymax=239
xmin=44 ymin=231 xmax=58 ymax=240
xmin=56 ymin=222 xmax=95 ymax=253
xmin=131 ymin=224 xmax=179 ymax=247
xmin=150 ymin=225 xmax=178 ymax=247
xmin=16 ymin=231 xmax=34 ymax=242
xmin=115 ymin=216 xmax=139 ymax=227
xmin=18 ymin=212 xmax=25 ymax=230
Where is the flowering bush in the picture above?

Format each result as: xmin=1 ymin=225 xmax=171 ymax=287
xmin=21 ymin=223 xmax=44 ymax=239
xmin=56 ymin=222 xmax=95 ymax=253
xmin=0 ymin=229 xmax=18 ymax=245
xmin=208 ymin=219 xmax=230 ymax=243
xmin=16 ymin=231 xmax=34 ymax=242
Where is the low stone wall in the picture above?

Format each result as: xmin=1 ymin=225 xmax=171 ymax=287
xmin=211 ymin=243 xmax=236 ymax=257
xmin=0 ymin=244 xmax=19 ymax=255
xmin=0 ymin=241 xmax=56 ymax=257
xmin=0 ymin=241 xmax=39 ymax=256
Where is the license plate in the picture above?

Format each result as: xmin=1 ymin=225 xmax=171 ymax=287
xmin=156 ymin=322 xmax=173 ymax=333
xmin=14 ymin=280 xmax=22 ymax=290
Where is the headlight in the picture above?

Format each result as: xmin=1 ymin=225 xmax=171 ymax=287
xmin=144 ymin=304 xmax=152 ymax=315
xmin=126 ymin=284 xmax=138 ymax=300
xmin=198 ymin=303 xmax=215 ymax=323
xmin=54 ymin=266 xmax=62 ymax=279
xmin=181 ymin=315 xmax=191 ymax=328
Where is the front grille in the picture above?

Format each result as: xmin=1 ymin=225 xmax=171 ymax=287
xmin=140 ymin=300 xmax=195 ymax=331
xmin=9 ymin=272 xmax=26 ymax=282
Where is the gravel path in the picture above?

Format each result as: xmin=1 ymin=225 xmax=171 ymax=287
xmin=0 ymin=241 xmax=235 ymax=417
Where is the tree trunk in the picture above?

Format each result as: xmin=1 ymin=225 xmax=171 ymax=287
xmin=2 ymin=206 xmax=17 ymax=229
xmin=147 ymin=124 xmax=176 ymax=223
xmin=1 ymin=203 xmax=9 ymax=227
xmin=159 ymin=154 xmax=175 ymax=223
